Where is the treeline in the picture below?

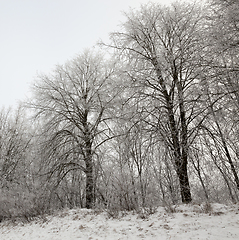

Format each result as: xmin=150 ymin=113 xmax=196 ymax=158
xmin=0 ymin=0 xmax=239 ymax=220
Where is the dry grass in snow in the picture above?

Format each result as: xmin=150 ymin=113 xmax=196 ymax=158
xmin=0 ymin=203 xmax=239 ymax=239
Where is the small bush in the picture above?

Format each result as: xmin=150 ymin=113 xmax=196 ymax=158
xmin=163 ymin=202 xmax=178 ymax=213
xmin=106 ymin=207 xmax=120 ymax=219
xmin=137 ymin=207 xmax=158 ymax=219
xmin=201 ymin=202 xmax=213 ymax=214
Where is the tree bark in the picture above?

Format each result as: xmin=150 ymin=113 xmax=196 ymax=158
xmin=165 ymin=98 xmax=192 ymax=203
xmin=153 ymin=58 xmax=192 ymax=203
xmin=176 ymin=75 xmax=192 ymax=203
xmin=85 ymin=159 xmax=94 ymax=209
xmin=83 ymin=108 xmax=95 ymax=209
xmin=175 ymin=156 xmax=192 ymax=203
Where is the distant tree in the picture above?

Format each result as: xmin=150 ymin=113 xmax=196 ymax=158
xmin=0 ymin=106 xmax=37 ymax=219
xmin=0 ymin=107 xmax=31 ymax=186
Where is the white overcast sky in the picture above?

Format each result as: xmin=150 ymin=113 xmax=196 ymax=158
xmin=0 ymin=0 xmax=178 ymax=108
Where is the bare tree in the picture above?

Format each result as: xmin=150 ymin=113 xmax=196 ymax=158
xmin=30 ymin=50 xmax=117 ymax=209
xmin=202 ymin=0 xmax=239 ymax=193
xmin=0 ymin=107 xmax=32 ymax=186
xmin=108 ymin=1 xmax=207 ymax=203
xmin=0 ymin=106 xmax=37 ymax=220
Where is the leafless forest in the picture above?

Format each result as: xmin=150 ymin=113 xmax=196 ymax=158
xmin=1 ymin=0 xmax=239 ymax=221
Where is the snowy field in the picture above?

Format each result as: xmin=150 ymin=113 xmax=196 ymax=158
xmin=0 ymin=203 xmax=239 ymax=240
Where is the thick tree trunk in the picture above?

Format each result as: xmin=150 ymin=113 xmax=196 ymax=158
xmin=85 ymin=159 xmax=94 ymax=209
xmin=169 ymin=116 xmax=192 ymax=203
xmin=153 ymin=58 xmax=192 ymax=203
xmin=175 ymin=157 xmax=192 ymax=203
xmin=83 ymin=110 xmax=95 ymax=209
xmin=167 ymin=100 xmax=192 ymax=204
xmin=176 ymin=73 xmax=192 ymax=203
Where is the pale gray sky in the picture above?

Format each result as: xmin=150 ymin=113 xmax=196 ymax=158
xmin=0 ymin=0 xmax=176 ymax=108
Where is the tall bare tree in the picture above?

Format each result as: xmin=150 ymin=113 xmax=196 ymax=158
xmin=108 ymin=1 xmax=208 ymax=203
xmin=30 ymin=50 xmax=117 ymax=209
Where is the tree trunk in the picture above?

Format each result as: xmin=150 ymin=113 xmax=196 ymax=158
xmin=175 ymin=157 xmax=192 ymax=203
xmin=167 ymin=99 xmax=192 ymax=204
xmin=85 ymin=159 xmax=94 ymax=209
xmin=83 ymin=107 xmax=95 ymax=209
xmin=153 ymin=58 xmax=192 ymax=204
xmin=175 ymin=69 xmax=192 ymax=204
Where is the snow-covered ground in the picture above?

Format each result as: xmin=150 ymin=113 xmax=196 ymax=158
xmin=0 ymin=203 xmax=239 ymax=240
